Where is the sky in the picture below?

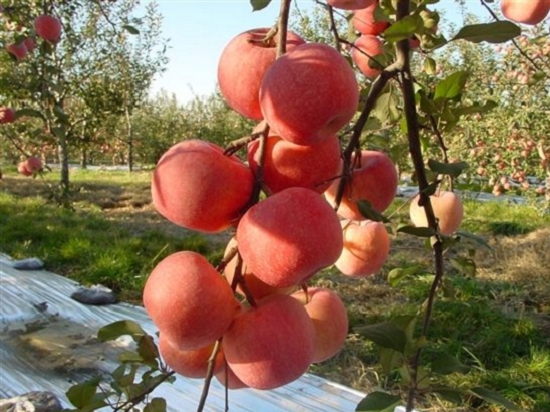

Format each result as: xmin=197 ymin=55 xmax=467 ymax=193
xmin=147 ymin=0 xmax=490 ymax=104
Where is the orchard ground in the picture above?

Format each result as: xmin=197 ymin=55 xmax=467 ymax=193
xmin=1 ymin=168 xmax=549 ymax=411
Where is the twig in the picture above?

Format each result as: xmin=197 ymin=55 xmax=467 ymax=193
xmin=196 ymin=340 xmax=222 ymax=412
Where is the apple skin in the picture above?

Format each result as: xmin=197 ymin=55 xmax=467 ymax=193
xmin=325 ymin=150 xmax=398 ymax=219
xmin=34 ymin=15 xmax=62 ymax=43
xmin=215 ymin=363 xmax=249 ymax=390
xmin=17 ymin=162 xmax=33 ymax=176
xmin=152 ymin=139 xmax=254 ymax=233
xmin=335 ymin=219 xmax=390 ymax=277
xmin=259 ymin=43 xmax=359 ymax=146
xmin=0 ymin=107 xmax=16 ymax=124
xmin=143 ymin=251 xmax=241 ymax=351
xmin=23 ymin=37 xmax=36 ymax=53
xmin=327 ymin=0 xmax=376 ymax=10
xmin=353 ymin=1 xmax=390 ymax=36
xmin=236 ymin=187 xmax=343 ymax=288
xmin=501 ymin=0 xmax=550 ymax=25
xmin=6 ymin=42 xmax=27 ymax=61
xmin=247 ymin=127 xmax=341 ymax=194
xmin=218 ymin=28 xmax=305 ymax=120
xmin=223 ymin=294 xmax=315 ymax=390
xmin=25 ymin=156 xmax=43 ymax=172
xmin=158 ymin=334 xmax=224 ymax=379
xmin=351 ymin=35 xmax=384 ymax=79
xmin=409 ymin=191 xmax=464 ymax=236
xmin=291 ymin=287 xmax=349 ymax=363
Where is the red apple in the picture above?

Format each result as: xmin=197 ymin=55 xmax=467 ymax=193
xmin=259 ymin=43 xmax=359 ymax=146
xmin=0 ymin=107 xmax=16 ymax=124
xmin=325 ymin=150 xmax=398 ymax=219
xmin=25 ymin=156 xmax=43 ymax=172
xmin=23 ymin=37 xmax=36 ymax=53
xmin=215 ymin=363 xmax=249 ymax=390
xmin=17 ymin=161 xmax=32 ymax=176
xmin=237 ymin=187 xmax=343 ymax=288
xmin=6 ymin=42 xmax=27 ymax=61
xmin=327 ymin=0 xmax=376 ymax=10
xmin=143 ymin=251 xmax=241 ymax=350
xmin=218 ymin=28 xmax=305 ymax=120
xmin=501 ymin=0 xmax=550 ymax=25
xmin=152 ymin=140 xmax=254 ymax=233
xmin=409 ymin=191 xmax=464 ymax=236
xmin=34 ymin=14 xmax=62 ymax=43
xmin=351 ymin=35 xmax=384 ymax=79
xmin=291 ymin=287 xmax=348 ymax=363
xmin=353 ymin=1 xmax=390 ymax=36
xmin=223 ymin=294 xmax=315 ymax=390
xmin=335 ymin=219 xmax=390 ymax=277
xmin=247 ymin=125 xmax=341 ymax=194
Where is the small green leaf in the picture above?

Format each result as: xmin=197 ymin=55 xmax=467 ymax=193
xmin=427 ymin=159 xmax=469 ymax=178
xmin=378 ymin=347 xmax=402 ymax=374
xmin=373 ymin=91 xmax=400 ymax=123
xmin=469 ymin=387 xmax=523 ymax=411
xmin=383 ymin=14 xmax=423 ymax=43
xmin=423 ymin=57 xmax=437 ymax=75
xmin=434 ymin=71 xmax=469 ymax=101
xmin=138 ymin=334 xmax=160 ymax=367
xmin=451 ymin=21 xmax=521 ymax=44
xmin=397 ymin=224 xmax=437 ymax=237
xmin=357 ymin=200 xmax=390 ymax=223
xmin=15 ymin=108 xmax=44 ymax=120
xmin=354 ymin=322 xmax=407 ymax=352
xmin=355 ymin=392 xmax=402 ymax=412
xmin=250 ymin=0 xmax=272 ymax=11
xmin=387 ymin=265 xmax=424 ymax=287
xmin=66 ymin=377 xmax=101 ymax=408
xmin=122 ymin=24 xmax=140 ymax=35
xmin=449 ymin=257 xmax=476 ymax=277
xmin=431 ymin=352 xmax=471 ymax=375
xmin=144 ymin=398 xmax=167 ymax=412
xmin=98 ymin=320 xmax=147 ymax=342
xmin=432 ymin=386 xmax=464 ymax=404
xmin=454 ymin=231 xmax=493 ymax=251
xmin=455 ymin=100 xmax=498 ymax=116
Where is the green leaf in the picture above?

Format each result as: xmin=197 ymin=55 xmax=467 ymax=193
xmin=454 ymin=231 xmax=493 ymax=251
xmin=373 ymin=91 xmax=400 ymax=123
xmin=378 ymin=347 xmax=402 ymax=374
xmin=98 ymin=320 xmax=147 ymax=342
xmin=427 ymin=159 xmax=469 ymax=178
xmin=434 ymin=71 xmax=469 ymax=101
xmin=15 ymin=108 xmax=44 ymax=120
xmin=138 ymin=334 xmax=160 ymax=367
xmin=250 ymin=0 xmax=272 ymax=11
xmin=144 ymin=398 xmax=167 ymax=412
xmin=432 ymin=386 xmax=464 ymax=404
xmin=455 ymin=100 xmax=498 ymax=116
xmin=423 ymin=57 xmax=437 ymax=75
xmin=469 ymin=387 xmax=523 ymax=411
xmin=357 ymin=200 xmax=390 ymax=223
xmin=355 ymin=392 xmax=402 ymax=412
xmin=387 ymin=265 xmax=424 ymax=287
xmin=122 ymin=25 xmax=140 ymax=35
xmin=383 ymin=14 xmax=423 ymax=43
xmin=451 ymin=21 xmax=521 ymax=44
xmin=397 ymin=224 xmax=437 ymax=237
xmin=431 ymin=352 xmax=471 ymax=375
xmin=66 ymin=377 xmax=101 ymax=408
xmin=354 ymin=322 xmax=407 ymax=352
xmin=449 ymin=257 xmax=477 ymax=277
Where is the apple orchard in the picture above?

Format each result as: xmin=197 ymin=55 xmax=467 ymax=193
xmin=1 ymin=0 xmax=550 ymax=411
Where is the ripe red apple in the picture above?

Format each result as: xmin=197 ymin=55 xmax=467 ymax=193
xmin=6 ymin=42 xmax=27 ymax=61
xmin=158 ymin=334 xmax=224 ymax=379
xmin=351 ymin=35 xmax=384 ymax=79
xmin=143 ymin=251 xmax=241 ymax=350
xmin=259 ymin=43 xmax=359 ymax=146
xmin=325 ymin=150 xmax=398 ymax=219
xmin=237 ymin=187 xmax=343 ymax=288
xmin=152 ymin=140 xmax=254 ymax=233
xmin=223 ymin=294 xmax=315 ymax=390
xmin=247 ymin=125 xmax=341 ymax=194
xmin=23 ymin=37 xmax=36 ymax=53
xmin=409 ymin=191 xmax=464 ymax=236
xmin=17 ymin=161 xmax=32 ymax=176
xmin=25 ymin=156 xmax=43 ymax=172
xmin=501 ymin=0 xmax=550 ymax=25
xmin=335 ymin=219 xmax=390 ymax=277
xmin=218 ymin=28 xmax=305 ymax=120
xmin=223 ymin=237 xmax=296 ymax=300
xmin=327 ymin=0 xmax=376 ymax=10
xmin=215 ymin=363 xmax=249 ymax=390
xmin=353 ymin=1 xmax=390 ymax=36
xmin=34 ymin=14 xmax=62 ymax=43
xmin=0 ymin=107 xmax=16 ymax=124
xmin=291 ymin=287 xmax=348 ymax=363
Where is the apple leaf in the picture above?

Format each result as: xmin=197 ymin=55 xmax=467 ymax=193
xmin=432 ymin=386 xmax=464 ymax=404
xmin=357 ymin=200 xmax=390 ymax=223
xmin=469 ymin=387 xmax=524 ymax=411
xmin=355 ymin=392 xmax=402 ymax=412
xmin=454 ymin=230 xmax=493 ymax=251
xmin=122 ymin=24 xmax=140 ymax=35
xmin=387 ymin=265 xmax=424 ymax=287
xmin=451 ymin=21 xmax=521 ymax=44
xmin=144 ymin=398 xmax=167 ymax=412
xmin=15 ymin=108 xmax=44 ymax=120
xmin=455 ymin=100 xmax=498 ymax=116
xmin=434 ymin=71 xmax=469 ymax=101
xmin=397 ymin=224 xmax=437 ymax=237
xmin=250 ymin=0 xmax=272 ymax=11
xmin=427 ymin=159 xmax=469 ymax=178
xmin=354 ymin=321 xmax=407 ymax=352
xmin=66 ymin=376 xmax=101 ymax=408
xmin=382 ymin=14 xmax=423 ymax=43
xmin=430 ymin=352 xmax=471 ymax=375
xmin=449 ymin=256 xmax=477 ymax=277
xmin=98 ymin=320 xmax=147 ymax=342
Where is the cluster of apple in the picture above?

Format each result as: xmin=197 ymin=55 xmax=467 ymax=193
xmin=16 ymin=156 xmax=43 ymax=177
xmin=144 ymin=2 xmax=465 ymax=392
xmin=4 ymin=13 xmax=62 ymax=61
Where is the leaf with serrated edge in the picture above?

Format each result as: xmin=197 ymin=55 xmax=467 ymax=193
xmin=355 ymin=392 xmax=402 ymax=412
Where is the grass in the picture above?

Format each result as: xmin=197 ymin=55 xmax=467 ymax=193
xmin=1 ymin=170 xmax=549 ymax=411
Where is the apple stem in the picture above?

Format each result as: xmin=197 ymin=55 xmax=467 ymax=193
xmin=276 ymin=0 xmax=292 ymax=58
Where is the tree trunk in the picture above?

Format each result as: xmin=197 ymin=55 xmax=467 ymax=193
xmin=58 ymin=132 xmax=70 ymax=200
xmin=80 ymin=147 xmax=88 ymax=170
xmin=125 ymin=106 xmax=133 ymax=172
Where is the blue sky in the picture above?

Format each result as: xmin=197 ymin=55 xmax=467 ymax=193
xmin=148 ymin=1 xmax=490 ymax=104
